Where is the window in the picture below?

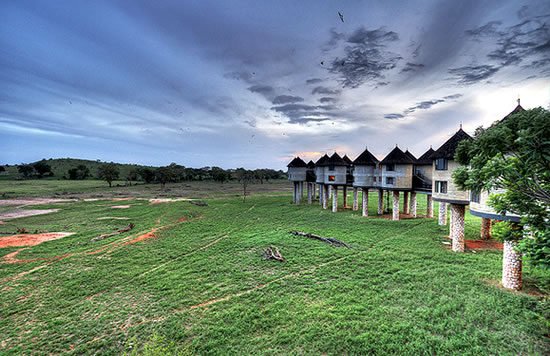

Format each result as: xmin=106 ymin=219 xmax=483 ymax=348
xmin=328 ymin=175 xmax=335 ymax=182
xmin=435 ymin=158 xmax=448 ymax=170
xmin=471 ymin=191 xmax=480 ymax=203
xmin=378 ymin=177 xmax=382 ymax=182
xmin=386 ymin=164 xmax=395 ymax=171
xmin=329 ymin=165 xmax=335 ymax=171
xmin=386 ymin=177 xmax=394 ymax=185
xmin=373 ymin=177 xmax=376 ymax=182
xmin=435 ymin=181 xmax=447 ymax=193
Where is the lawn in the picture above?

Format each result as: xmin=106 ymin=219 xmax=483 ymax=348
xmin=0 ymin=182 xmax=548 ymax=355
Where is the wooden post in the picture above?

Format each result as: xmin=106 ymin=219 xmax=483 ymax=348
xmin=307 ymin=183 xmax=312 ymax=204
xmin=481 ymin=218 xmax=491 ymax=239
xmin=332 ymin=186 xmax=338 ymax=213
xmin=426 ymin=195 xmax=433 ymax=218
xmin=323 ymin=185 xmax=329 ymax=210
xmin=362 ymin=188 xmax=368 ymax=217
xmin=353 ymin=187 xmax=359 ymax=211
xmin=403 ymin=191 xmax=409 ymax=214
xmin=409 ymin=192 xmax=417 ymax=218
xmin=450 ymin=204 xmax=465 ymax=252
xmin=502 ymin=238 xmax=522 ymax=290
xmin=438 ymin=201 xmax=447 ymax=226
xmin=377 ymin=189 xmax=383 ymax=215
xmin=392 ymin=191 xmax=400 ymax=221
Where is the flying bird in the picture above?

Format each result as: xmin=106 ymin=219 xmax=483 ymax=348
xmin=338 ymin=11 xmax=344 ymax=23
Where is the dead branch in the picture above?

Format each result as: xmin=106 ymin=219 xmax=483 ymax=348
xmin=189 ymin=200 xmax=208 ymax=207
xmin=263 ymin=245 xmax=285 ymax=262
xmin=91 ymin=223 xmax=135 ymax=242
xmin=289 ymin=230 xmax=350 ymax=248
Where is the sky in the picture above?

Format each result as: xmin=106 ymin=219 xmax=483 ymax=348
xmin=1 ymin=0 xmax=549 ymax=170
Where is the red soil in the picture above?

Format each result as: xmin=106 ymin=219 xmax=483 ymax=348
xmin=124 ymin=227 xmax=164 ymax=245
xmin=0 ymin=232 xmax=74 ymax=248
xmin=465 ymin=240 xmax=503 ymax=250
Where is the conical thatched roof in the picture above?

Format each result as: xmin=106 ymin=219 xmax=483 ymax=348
xmin=353 ymin=147 xmax=378 ymax=166
xmin=416 ymin=148 xmax=435 ymax=165
xmin=380 ymin=146 xmax=416 ymax=165
xmin=342 ymin=155 xmax=353 ymax=166
xmin=307 ymin=160 xmax=315 ymax=168
xmin=315 ymin=154 xmax=329 ymax=166
xmin=287 ymin=157 xmax=308 ymax=168
xmin=404 ymin=150 xmax=417 ymax=163
xmin=318 ymin=152 xmax=348 ymax=166
xmin=431 ymin=128 xmax=472 ymax=160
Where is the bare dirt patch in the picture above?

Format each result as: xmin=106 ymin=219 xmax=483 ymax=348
xmin=149 ymin=198 xmax=193 ymax=204
xmin=465 ymin=240 xmax=503 ymax=250
xmin=0 ymin=232 xmax=75 ymax=248
xmin=124 ymin=227 xmax=164 ymax=245
xmin=110 ymin=205 xmax=130 ymax=209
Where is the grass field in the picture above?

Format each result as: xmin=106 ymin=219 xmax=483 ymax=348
xmin=0 ymin=181 xmax=549 ymax=355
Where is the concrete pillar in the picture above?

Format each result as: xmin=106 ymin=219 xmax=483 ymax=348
xmin=343 ymin=186 xmax=348 ymax=208
xmin=323 ymin=185 xmax=329 ymax=210
xmin=438 ymin=201 xmax=447 ymax=226
xmin=332 ymin=186 xmax=338 ymax=213
xmin=377 ymin=189 xmax=383 ymax=215
xmin=392 ymin=191 xmax=400 ymax=221
xmin=481 ymin=218 xmax=491 ymax=240
xmin=426 ymin=195 xmax=433 ymax=218
xmin=448 ymin=204 xmax=453 ymax=239
xmin=292 ymin=182 xmax=296 ymax=203
xmin=502 ymin=239 xmax=522 ymax=290
xmin=328 ymin=186 xmax=332 ymax=200
xmin=352 ymin=187 xmax=359 ymax=211
xmin=319 ymin=184 xmax=324 ymax=206
xmin=300 ymin=182 xmax=304 ymax=199
xmin=307 ymin=183 xmax=312 ymax=204
xmin=403 ymin=192 xmax=409 ymax=214
xmin=362 ymin=188 xmax=368 ymax=217
xmin=450 ymin=204 xmax=465 ymax=252
xmin=409 ymin=192 xmax=417 ymax=218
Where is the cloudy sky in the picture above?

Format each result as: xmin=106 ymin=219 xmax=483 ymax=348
xmin=1 ymin=0 xmax=549 ymax=169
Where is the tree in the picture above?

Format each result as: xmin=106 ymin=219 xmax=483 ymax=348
xmin=211 ymin=167 xmax=230 ymax=183
xmin=0 ymin=166 xmax=5 ymax=173
xmin=454 ymin=107 xmax=550 ymax=269
xmin=97 ymin=163 xmax=120 ymax=187
xmin=155 ymin=166 xmax=176 ymax=190
xmin=235 ymin=168 xmax=255 ymax=203
xmin=32 ymin=160 xmax=52 ymax=178
xmin=18 ymin=164 xmax=34 ymax=178
xmin=68 ymin=165 xmax=90 ymax=180
xmin=137 ymin=168 xmax=155 ymax=183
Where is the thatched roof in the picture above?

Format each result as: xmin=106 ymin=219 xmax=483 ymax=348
xmin=416 ymin=148 xmax=435 ymax=165
xmin=380 ymin=146 xmax=416 ymax=165
xmin=342 ymin=155 xmax=353 ymax=165
xmin=307 ymin=160 xmax=316 ymax=168
xmin=315 ymin=154 xmax=329 ymax=166
xmin=287 ymin=157 xmax=307 ymax=168
xmin=404 ymin=150 xmax=417 ymax=163
xmin=318 ymin=152 xmax=348 ymax=166
xmin=353 ymin=147 xmax=378 ymax=166
xmin=431 ymin=128 xmax=472 ymax=160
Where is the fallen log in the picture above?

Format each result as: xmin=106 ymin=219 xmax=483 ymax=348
xmin=263 ymin=245 xmax=285 ymax=262
xmin=91 ymin=223 xmax=135 ymax=242
xmin=289 ymin=230 xmax=350 ymax=248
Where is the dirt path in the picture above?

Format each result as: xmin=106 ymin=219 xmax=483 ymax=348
xmin=0 ymin=232 xmax=75 ymax=249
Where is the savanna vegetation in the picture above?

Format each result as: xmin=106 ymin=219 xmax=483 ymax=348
xmin=0 ymin=180 xmax=548 ymax=355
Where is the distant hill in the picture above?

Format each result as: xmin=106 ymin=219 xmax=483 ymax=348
xmin=0 ymin=158 xmax=157 ymax=180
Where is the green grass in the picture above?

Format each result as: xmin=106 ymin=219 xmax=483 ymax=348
xmin=0 ymin=183 xmax=548 ymax=355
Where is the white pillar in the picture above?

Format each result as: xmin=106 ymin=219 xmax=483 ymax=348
xmin=323 ymin=185 xmax=329 ymax=210
xmin=426 ymin=195 xmax=433 ymax=218
xmin=296 ymin=182 xmax=300 ymax=205
xmin=392 ymin=191 xmax=400 ymax=221
xmin=362 ymin=188 xmax=368 ymax=217
xmin=409 ymin=192 xmax=417 ymax=218
xmin=438 ymin=201 xmax=447 ymax=226
xmin=403 ymin=191 xmax=409 ymax=214
xmin=377 ymin=189 xmax=383 ymax=215
xmin=319 ymin=184 xmax=324 ymax=206
xmin=352 ymin=187 xmax=359 ymax=211
xmin=307 ymin=183 xmax=312 ymax=204
xmin=332 ymin=186 xmax=338 ymax=213
xmin=450 ymin=204 xmax=465 ymax=252
xmin=449 ymin=204 xmax=454 ymax=239
xmin=502 ymin=239 xmax=522 ymax=290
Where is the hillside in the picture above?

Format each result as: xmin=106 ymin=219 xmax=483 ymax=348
xmin=0 ymin=158 xmax=156 ymax=180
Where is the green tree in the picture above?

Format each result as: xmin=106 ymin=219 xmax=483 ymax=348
xmin=155 ymin=166 xmax=176 ymax=190
xmin=32 ymin=160 xmax=52 ymax=178
xmin=68 ymin=165 xmax=90 ymax=180
xmin=137 ymin=168 xmax=155 ymax=183
xmin=97 ymin=163 xmax=120 ymax=187
xmin=18 ymin=164 xmax=34 ymax=178
xmin=235 ymin=168 xmax=255 ymax=203
xmin=0 ymin=166 xmax=5 ymax=173
xmin=454 ymin=107 xmax=550 ymax=268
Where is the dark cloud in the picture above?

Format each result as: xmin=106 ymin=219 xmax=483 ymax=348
xmin=306 ymin=78 xmax=323 ymax=85
xmin=311 ymin=86 xmax=341 ymax=95
xmin=319 ymin=97 xmax=337 ymax=103
xmin=401 ymin=62 xmax=425 ymax=73
xmin=323 ymin=28 xmax=345 ymax=51
xmin=248 ymin=84 xmax=275 ymax=96
xmin=444 ymin=94 xmax=463 ymax=100
xmin=448 ymin=65 xmax=499 ymax=84
xmin=465 ymin=21 xmax=503 ymax=37
xmin=384 ymin=113 xmax=404 ymax=120
xmin=225 ymin=71 xmax=254 ymax=82
xmin=271 ymin=103 xmax=336 ymax=124
xmin=272 ymin=95 xmax=304 ymax=104
xmin=328 ymin=26 xmax=402 ymax=88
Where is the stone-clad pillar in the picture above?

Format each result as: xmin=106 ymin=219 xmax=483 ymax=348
xmin=343 ymin=186 xmax=348 ymax=208
xmin=502 ymin=239 xmax=522 ymax=290
xmin=332 ymin=186 xmax=338 ymax=213
xmin=323 ymin=185 xmax=329 ymax=210
xmin=481 ymin=218 xmax=491 ymax=239
xmin=392 ymin=191 xmax=400 ymax=221
xmin=307 ymin=183 xmax=312 ymax=204
xmin=353 ymin=187 xmax=359 ymax=211
xmin=409 ymin=192 xmax=417 ymax=218
xmin=403 ymin=192 xmax=409 ymax=214
xmin=377 ymin=189 xmax=383 ymax=215
xmin=448 ymin=204 xmax=454 ymax=239
xmin=450 ymin=204 xmax=465 ymax=252
xmin=319 ymin=184 xmax=323 ymax=206
xmin=296 ymin=182 xmax=301 ymax=205
xmin=438 ymin=202 xmax=447 ymax=226
xmin=426 ymin=195 xmax=433 ymax=218
xmin=362 ymin=188 xmax=368 ymax=217
xmin=328 ymin=186 xmax=332 ymax=200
